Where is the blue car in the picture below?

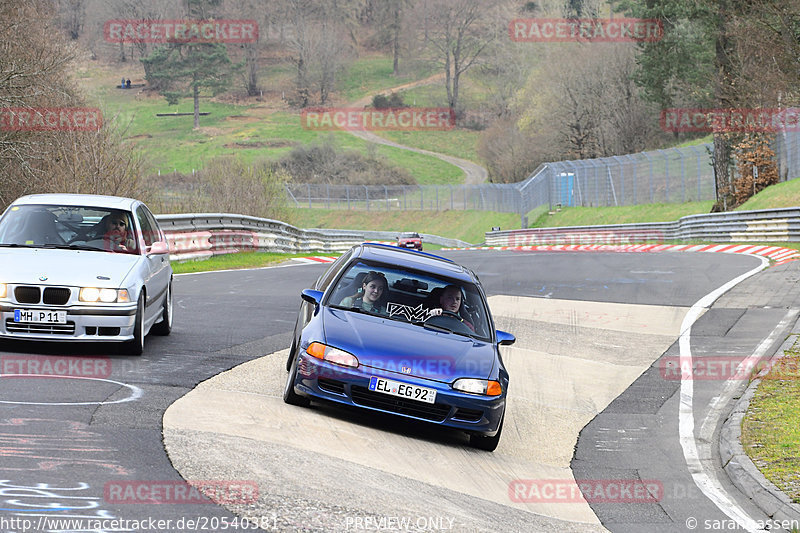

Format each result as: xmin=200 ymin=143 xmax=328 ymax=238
xmin=284 ymin=243 xmax=515 ymax=451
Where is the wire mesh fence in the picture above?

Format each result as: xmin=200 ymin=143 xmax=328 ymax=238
xmin=285 ymin=129 xmax=800 ymax=216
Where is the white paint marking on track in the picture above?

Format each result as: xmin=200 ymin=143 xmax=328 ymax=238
xmin=679 ymin=254 xmax=769 ymax=532
xmin=0 ymin=375 xmax=143 ymax=406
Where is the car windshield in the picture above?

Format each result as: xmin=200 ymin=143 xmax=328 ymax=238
xmin=399 ymin=233 xmax=419 ymax=239
xmin=0 ymin=204 xmax=139 ymax=254
xmin=328 ymin=260 xmax=491 ymax=341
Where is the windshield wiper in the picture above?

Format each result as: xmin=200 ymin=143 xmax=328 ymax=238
xmin=0 ymin=243 xmax=34 ymax=248
xmin=42 ymin=244 xmax=102 ymax=252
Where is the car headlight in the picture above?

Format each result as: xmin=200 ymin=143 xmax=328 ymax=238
xmin=452 ymin=378 xmax=503 ymax=396
xmin=306 ymin=342 xmax=359 ymax=368
xmin=0 ymin=283 xmax=6 ymax=299
xmin=79 ymin=288 xmax=130 ymax=303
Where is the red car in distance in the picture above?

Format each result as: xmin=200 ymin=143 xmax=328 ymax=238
xmin=397 ymin=232 xmax=422 ymax=251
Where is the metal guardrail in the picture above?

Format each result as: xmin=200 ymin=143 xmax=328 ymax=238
xmin=154 ymin=213 xmax=471 ymax=260
xmin=484 ymin=207 xmax=800 ymax=246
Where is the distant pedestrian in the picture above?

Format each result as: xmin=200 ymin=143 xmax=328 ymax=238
xmin=126 ymin=79 xmax=131 ymax=89
xmin=121 ymin=78 xmax=126 ymax=88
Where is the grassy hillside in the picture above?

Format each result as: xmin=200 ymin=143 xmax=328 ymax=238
xmin=79 ymin=60 xmax=465 ymax=184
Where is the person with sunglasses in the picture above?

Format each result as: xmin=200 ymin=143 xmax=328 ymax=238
xmin=101 ymin=213 xmax=135 ymax=252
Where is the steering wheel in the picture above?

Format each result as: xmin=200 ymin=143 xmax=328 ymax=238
xmin=440 ymin=310 xmax=463 ymax=321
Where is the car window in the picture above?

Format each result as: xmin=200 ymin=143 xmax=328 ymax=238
xmin=136 ymin=206 xmax=156 ymax=247
xmin=141 ymin=205 xmax=163 ymax=244
xmin=0 ymin=204 xmax=137 ymax=253
xmin=329 ymin=260 xmax=491 ymax=341
xmin=317 ymin=248 xmax=353 ymax=292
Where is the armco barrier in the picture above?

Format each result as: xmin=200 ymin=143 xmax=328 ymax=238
xmin=154 ymin=213 xmax=472 ymax=261
xmin=485 ymin=207 xmax=800 ymax=246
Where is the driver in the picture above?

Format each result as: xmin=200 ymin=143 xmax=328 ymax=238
xmin=101 ymin=214 xmax=135 ymax=252
xmin=427 ymin=284 xmax=474 ymax=331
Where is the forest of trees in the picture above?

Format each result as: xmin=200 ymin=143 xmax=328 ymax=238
xmin=3 ymin=0 xmax=800 ymax=211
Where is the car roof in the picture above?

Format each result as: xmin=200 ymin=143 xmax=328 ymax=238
xmin=10 ymin=193 xmax=140 ymax=211
xmin=356 ymin=243 xmax=476 ymax=282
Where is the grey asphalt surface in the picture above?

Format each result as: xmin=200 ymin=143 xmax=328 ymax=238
xmin=0 ymin=249 xmax=795 ymax=532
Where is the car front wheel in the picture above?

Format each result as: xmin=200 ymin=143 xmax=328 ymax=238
xmin=468 ymin=413 xmax=503 ymax=451
xmin=283 ymin=345 xmax=310 ymax=407
xmin=123 ymin=293 xmax=145 ymax=356
xmin=151 ymin=282 xmax=172 ymax=336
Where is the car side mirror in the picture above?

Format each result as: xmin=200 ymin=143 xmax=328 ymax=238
xmin=496 ymin=330 xmax=515 ymax=346
xmin=301 ymin=289 xmax=324 ymax=309
xmin=147 ymin=241 xmax=169 ymax=255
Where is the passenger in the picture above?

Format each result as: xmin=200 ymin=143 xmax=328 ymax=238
xmin=428 ymin=284 xmax=475 ymax=331
xmin=339 ymin=271 xmax=388 ymax=315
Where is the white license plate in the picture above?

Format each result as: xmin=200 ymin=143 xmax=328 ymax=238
xmin=14 ymin=309 xmax=67 ymax=324
xmin=368 ymin=376 xmax=437 ymax=404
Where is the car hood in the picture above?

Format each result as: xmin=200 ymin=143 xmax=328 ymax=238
xmin=0 ymin=248 xmax=138 ymax=287
xmin=323 ymin=308 xmax=496 ymax=382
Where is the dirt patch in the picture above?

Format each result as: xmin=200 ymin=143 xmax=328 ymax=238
xmin=127 ymin=134 xmax=152 ymax=140
xmin=226 ymin=115 xmax=260 ymax=123
xmin=224 ymin=139 xmax=298 ymax=149
xmin=197 ymin=127 xmax=225 ymax=137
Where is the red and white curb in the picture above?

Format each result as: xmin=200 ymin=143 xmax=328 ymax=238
xmin=294 ymin=256 xmax=339 ymax=264
xmin=440 ymin=243 xmax=800 ymax=266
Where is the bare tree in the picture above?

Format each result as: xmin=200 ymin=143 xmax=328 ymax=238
xmin=281 ymin=0 xmax=354 ymax=106
xmin=415 ymin=0 xmax=499 ymax=114
xmin=0 ymin=0 xmax=148 ymax=209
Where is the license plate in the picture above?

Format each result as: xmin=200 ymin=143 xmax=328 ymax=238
xmin=369 ymin=376 xmax=437 ymax=404
xmin=14 ymin=309 xmax=67 ymax=324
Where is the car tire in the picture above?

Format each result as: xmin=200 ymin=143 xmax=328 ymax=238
xmin=468 ymin=413 xmax=503 ymax=452
xmin=284 ymin=344 xmax=310 ymax=407
xmin=151 ymin=281 xmax=172 ymax=336
xmin=123 ymin=293 xmax=145 ymax=356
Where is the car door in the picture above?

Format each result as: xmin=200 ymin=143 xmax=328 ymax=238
xmin=135 ymin=205 xmax=170 ymax=326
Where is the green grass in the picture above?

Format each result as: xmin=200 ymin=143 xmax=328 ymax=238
xmin=338 ymin=56 xmax=435 ymax=102
xmin=379 ymin=128 xmax=483 ymax=165
xmin=737 ymin=178 xmax=800 ymax=211
xmin=742 ymin=341 xmax=800 ymax=504
xmin=529 ymin=202 xmax=715 ymax=228
xmin=171 ymin=251 xmax=310 ymax=274
xmin=291 ymin=208 xmax=519 ymax=245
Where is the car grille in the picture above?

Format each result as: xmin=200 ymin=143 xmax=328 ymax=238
xmin=351 ymin=385 xmax=451 ymax=422
xmin=14 ymin=286 xmax=41 ymax=304
xmin=318 ymin=378 xmax=346 ymax=395
xmin=6 ymin=319 xmax=75 ymax=335
xmin=453 ymin=407 xmax=484 ymax=423
xmin=43 ymin=287 xmax=71 ymax=305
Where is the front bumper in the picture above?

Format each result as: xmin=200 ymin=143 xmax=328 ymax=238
xmin=0 ymin=303 xmax=137 ymax=342
xmin=292 ymin=353 xmax=505 ymax=436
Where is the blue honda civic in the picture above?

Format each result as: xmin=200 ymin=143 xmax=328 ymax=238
xmin=284 ymin=243 xmax=515 ymax=451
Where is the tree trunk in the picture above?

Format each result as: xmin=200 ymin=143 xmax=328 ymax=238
xmin=392 ymin=5 xmax=400 ymax=76
xmin=193 ymin=84 xmax=200 ymax=129
xmin=712 ymin=0 xmax=734 ymax=211
xmin=712 ymin=133 xmax=731 ymax=211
